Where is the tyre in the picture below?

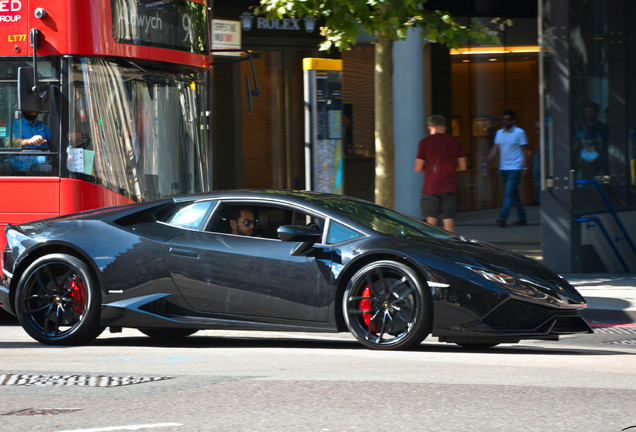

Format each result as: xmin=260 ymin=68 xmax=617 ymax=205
xmin=138 ymin=328 xmax=198 ymax=339
xmin=342 ymin=260 xmax=431 ymax=350
xmin=15 ymin=254 xmax=103 ymax=345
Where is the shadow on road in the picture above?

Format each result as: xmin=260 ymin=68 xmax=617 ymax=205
xmin=0 ymin=331 xmax=630 ymax=356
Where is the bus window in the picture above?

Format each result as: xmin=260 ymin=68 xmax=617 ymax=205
xmin=0 ymin=81 xmax=56 ymax=176
xmin=67 ymin=57 xmax=210 ymax=201
xmin=0 ymin=83 xmax=18 ymax=147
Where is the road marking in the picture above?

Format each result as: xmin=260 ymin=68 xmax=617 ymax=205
xmin=57 ymin=423 xmax=182 ymax=432
xmin=589 ymin=322 xmax=636 ymax=328
xmin=0 ymin=374 xmax=172 ymax=387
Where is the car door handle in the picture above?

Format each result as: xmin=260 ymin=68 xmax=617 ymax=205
xmin=168 ymin=247 xmax=200 ymax=259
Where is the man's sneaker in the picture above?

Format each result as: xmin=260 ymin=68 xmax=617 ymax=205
xmin=496 ymin=219 xmax=506 ymax=227
xmin=512 ymin=219 xmax=527 ymax=226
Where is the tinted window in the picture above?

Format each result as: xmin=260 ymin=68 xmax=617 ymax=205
xmin=327 ymin=221 xmax=361 ymax=244
xmin=208 ymin=202 xmax=325 ymax=240
xmin=165 ymin=200 xmax=214 ymax=230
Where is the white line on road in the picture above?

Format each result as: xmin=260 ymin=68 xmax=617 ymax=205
xmin=56 ymin=423 xmax=183 ymax=432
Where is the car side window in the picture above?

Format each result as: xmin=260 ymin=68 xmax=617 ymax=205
xmin=207 ymin=202 xmax=324 ymax=240
xmin=327 ymin=220 xmax=361 ymax=244
xmin=164 ymin=200 xmax=215 ymax=230
xmin=259 ymin=208 xmax=327 ymax=240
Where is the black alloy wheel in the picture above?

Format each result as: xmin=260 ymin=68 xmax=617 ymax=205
xmin=15 ymin=254 xmax=103 ymax=345
xmin=343 ymin=260 xmax=431 ymax=350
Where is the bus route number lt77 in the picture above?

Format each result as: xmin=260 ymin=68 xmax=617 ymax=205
xmin=8 ymin=34 xmax=26 ymax=42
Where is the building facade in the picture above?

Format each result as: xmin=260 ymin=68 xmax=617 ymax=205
xmin=211 ymin=0 xmax=636 ymax=273
xmin=539 ymin=0 xmax=636 ymax=272
xmin=211 ymin=0 xmax=323 ymax=192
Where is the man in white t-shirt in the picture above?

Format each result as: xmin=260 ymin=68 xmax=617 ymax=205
xmin=485 ymin=109 xmax=528 ymax=228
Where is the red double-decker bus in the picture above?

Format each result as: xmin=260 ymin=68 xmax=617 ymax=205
xmin=0 ymin=0 xmax=212 ymax=248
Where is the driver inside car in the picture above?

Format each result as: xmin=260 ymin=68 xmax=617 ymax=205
xmin=229 ymin=207 xmax=258 ymax=236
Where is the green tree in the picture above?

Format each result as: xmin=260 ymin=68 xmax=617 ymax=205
xmin=256 ymin=0 xmax=502 ymax=208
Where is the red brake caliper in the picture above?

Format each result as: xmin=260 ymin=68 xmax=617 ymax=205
xmin=69 ymin=278 xmax=86 ymax=314
xmin=360 ymin=286 xmax=375 ymax=330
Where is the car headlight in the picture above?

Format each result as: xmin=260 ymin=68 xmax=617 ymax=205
xmin=462 ymin=264 xmax=516 ymax=285
xmin=461 ymin=264 xmax=550 ymax=298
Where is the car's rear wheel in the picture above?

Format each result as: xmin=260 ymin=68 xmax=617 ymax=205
xmin=15 ymin=254 xmax=103 ymax=345
xmin=343 ymin=260 xmax=431 ymax=350
xmin=138 ymin=328 xmax=198 ymax=339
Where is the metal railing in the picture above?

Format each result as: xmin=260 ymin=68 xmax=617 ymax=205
xmin=574 ymin=179 xmax=636 ymax=272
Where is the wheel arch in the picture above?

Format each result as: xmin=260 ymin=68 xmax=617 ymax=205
xmin=8 ymin=242 xmax=102 ymax=313
xmin=334 ymin=251 xmax=434 ymax=332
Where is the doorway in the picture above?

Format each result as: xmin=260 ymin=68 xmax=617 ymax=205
xmin=239 ymin=50 xmax=309 ymax=190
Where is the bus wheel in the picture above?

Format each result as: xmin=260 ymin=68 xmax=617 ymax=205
xmin=15 ymin=254 xmax=103 ymax=345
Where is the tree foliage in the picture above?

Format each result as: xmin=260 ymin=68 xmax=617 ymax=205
xmin=255 ymin=0 xmax=502 ymax=51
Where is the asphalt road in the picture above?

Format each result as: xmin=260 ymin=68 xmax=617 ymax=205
xmin=1 ymin=326 xmax=635 ymax=432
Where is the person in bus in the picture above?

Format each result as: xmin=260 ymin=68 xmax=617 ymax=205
xmin=229 ymin=208 xmax=258 ymax=236
xmin=6 ymin=110 xmax=51 ymax=173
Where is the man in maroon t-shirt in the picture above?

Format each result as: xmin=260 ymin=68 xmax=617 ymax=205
xmin=414 ymin=114 xmax=466 ymax=232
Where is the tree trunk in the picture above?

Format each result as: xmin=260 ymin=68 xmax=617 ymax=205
xmin=374 ymin=34 xmax=394 ymax=208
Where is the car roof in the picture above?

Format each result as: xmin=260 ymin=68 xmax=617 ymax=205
xmin=175 ymin=189 xmax=343 ymax=203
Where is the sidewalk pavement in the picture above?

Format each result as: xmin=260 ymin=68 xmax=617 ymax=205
xmin=454 ymin=205 xmax=636 ymax=326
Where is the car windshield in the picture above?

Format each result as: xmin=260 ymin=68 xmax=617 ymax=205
xmin=310 ymin=196 xmax=455 ymax=240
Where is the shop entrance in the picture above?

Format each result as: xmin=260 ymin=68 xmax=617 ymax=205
xmin=451 ymin=38 xmax=540 ymax=212
xmin=217 ymin=49 xmax=311 ymax=191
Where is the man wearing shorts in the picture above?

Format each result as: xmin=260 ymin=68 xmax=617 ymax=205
xmin=415 ymin=114 xmax=466 ymax=232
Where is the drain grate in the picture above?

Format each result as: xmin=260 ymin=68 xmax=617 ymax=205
xmin=4 ymin=408 xmax=82 ymax=416
xmin=0 ymin=374 xmax=173 ymax=387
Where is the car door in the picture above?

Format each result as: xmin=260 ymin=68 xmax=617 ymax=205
xmin=163 ymin=201 xmax=333 ymax=322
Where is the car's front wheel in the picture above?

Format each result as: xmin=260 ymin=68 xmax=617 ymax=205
xmin=15 ymin=254 xmax=103 ymax=345
xmin=342 ymin=260 xmax=431 ymax=350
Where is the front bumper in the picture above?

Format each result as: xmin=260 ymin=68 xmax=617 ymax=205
xmin=433 ymin=297 xmax=593 ymax=345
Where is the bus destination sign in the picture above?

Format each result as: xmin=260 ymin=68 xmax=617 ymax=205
xmin=112 ymin=0 xmax=208 ymax=54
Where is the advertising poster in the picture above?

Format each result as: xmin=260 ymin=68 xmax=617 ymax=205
xmin=303 ymin=58 xmax=343 ymax=194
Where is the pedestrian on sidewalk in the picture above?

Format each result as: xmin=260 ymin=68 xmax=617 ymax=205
xmin=415 ymin=114 xmax=466 ymax=232
xmin=484 ymin=109 xmax=529 ymax=227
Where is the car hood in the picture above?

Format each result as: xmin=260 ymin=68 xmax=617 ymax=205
xmin=368 ymin=235 xmax=587 ymax=307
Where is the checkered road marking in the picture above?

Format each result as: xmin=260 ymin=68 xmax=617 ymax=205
xmin=593 ymin=326 xmax=636 ymax=344
xmin=0 ymin=374 xmax=173 ymax=387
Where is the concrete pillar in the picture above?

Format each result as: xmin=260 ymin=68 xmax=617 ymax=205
xmin=393 ymin=28 xmax=426 ymax=218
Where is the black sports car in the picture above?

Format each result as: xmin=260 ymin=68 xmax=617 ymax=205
xmin=0 ymin=190 xmax=592 ymax=350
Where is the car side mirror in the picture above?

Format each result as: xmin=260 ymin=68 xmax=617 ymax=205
xmin=277 ymin=225 xmax=322 ymax=256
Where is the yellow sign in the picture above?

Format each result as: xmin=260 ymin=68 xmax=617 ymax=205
xmin=303 ymin=58 xmax=342 ymax=71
